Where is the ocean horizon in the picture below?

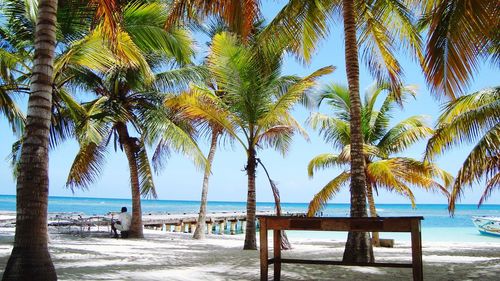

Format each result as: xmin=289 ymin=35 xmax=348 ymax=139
xmin=1 ymin=194 xmax=499 ymax=243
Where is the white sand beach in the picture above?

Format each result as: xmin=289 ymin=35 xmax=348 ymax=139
xmin=0 ymin=226 xmax=499 ymax=281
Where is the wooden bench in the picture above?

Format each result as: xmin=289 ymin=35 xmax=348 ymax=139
xmin=258 ymin=216 xmax=424 ymax=281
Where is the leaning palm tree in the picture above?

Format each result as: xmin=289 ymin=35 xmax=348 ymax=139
xmin=170 ymin=31 xmax=333 ymax=249
xmin=59 ymin=1 xmax=204 ymax=239
xmin=307 ymin=83 xmax=452 ymax=246
xmin=264 ymin=0 xmax=423 ymax=262
xmin=167 ymin=88 xmax=225 ymax=240
xmin=426 ymin=87 xmax=500 ymax=214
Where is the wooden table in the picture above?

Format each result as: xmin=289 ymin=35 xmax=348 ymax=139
xmin=258 ymin=216 xmax=424 ymax=281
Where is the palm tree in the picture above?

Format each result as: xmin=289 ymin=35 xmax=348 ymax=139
xmin=1 ymin=0 xmax=126 ymax=278
xmin=1 ymin=0 xmax=58 ymax=279
xmin=267 ymin=0 xmax=423 ymax=262
xmin=426 ymin=87 xmax=499 ymax=214
xmin=167 ymin=87 xmax=225 ymax=240
xmin=417 ymin=0 xmax=499 ymax=98
xmin=171 ymin=31 xmax=333 ymax=249
xmin=307 ymin=83 xmax=452 ymax=245
xmin=59 ymin=1 xmax=204 ymax=239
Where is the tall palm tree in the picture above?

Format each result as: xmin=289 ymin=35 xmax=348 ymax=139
xmin=1 ymin=0 xmax=127 ymax=278
xmin=267 ymin=0 xmax=423 ymax=262
xmin=59 ymin=1 xmax=205 ymax=239
xmin=426 ymin=87 xmax=499 ymax=214
xmin=171 ymin=31 xmax=333 ymax=249
xmin=307 ymin=83 xmax=452 ymax=245
xmin=1 ymin=0 xmax=58 ymax=279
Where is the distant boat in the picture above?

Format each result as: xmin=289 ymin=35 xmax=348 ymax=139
xmin=472 ymin=216 xmax=500 ymax=237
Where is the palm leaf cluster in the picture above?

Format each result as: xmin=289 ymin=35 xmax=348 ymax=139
xmin=426 ymin=87 xmax=500 ymax=213
xmin=417 ymin=0 xmax=500 ymax=98
xmin=307 ymin=83 xmax=452 ymax=216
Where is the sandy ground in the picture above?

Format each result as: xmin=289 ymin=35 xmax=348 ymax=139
xmin=0 ymin=227 xmax=499 ymax=281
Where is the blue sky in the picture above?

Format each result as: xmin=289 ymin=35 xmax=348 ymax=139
xmin=1 ymin=2 xmax=499 ymax=206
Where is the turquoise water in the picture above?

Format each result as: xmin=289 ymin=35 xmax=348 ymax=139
xmin=1 ymin=195 xmax=499 ymax=242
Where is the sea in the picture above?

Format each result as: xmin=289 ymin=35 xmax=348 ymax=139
xmin=1 ymin=195 xmax=499 ymax=243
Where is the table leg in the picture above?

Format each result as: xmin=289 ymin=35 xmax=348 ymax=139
xmin=259 ymin=218 xmax=268 ymax=281
xmin=274 ymin=230 xmax=281 ymax=281
xmin=411 ymin=220 xmax=423 ymax=281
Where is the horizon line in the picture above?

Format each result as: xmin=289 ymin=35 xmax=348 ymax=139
xmin=1 ymin=194 xmax=499 ymax=206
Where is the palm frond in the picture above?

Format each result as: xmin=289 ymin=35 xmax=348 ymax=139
xmin=154 ymin=66 xmax=209 ymax=92
xmin=448 ymin=125 xmax=500 ymax=213
xmin=307 ymin=112 xmax=350 ymax=149
xmin=307 ymin=171 xmax=350 ymax=217
xmin=479 ymin=170 xmax=500 ymax=206
xmin=66 ymin=142 xmax=108 ymax=191
xmin=426 ymin=87 xmax=500 ymax=160
xmin=421 ymin=0 xmax=499 ymax=98
xmin=123 ymin=1 xmax=194 ymax=65
xmin=136 ymin=140 xmax=157 ymax=199
xmin=307 ymin=153 xmax=346 ymax=178
xmin=378 ymin=115 xmax=433 ymax=154
xmin=145 ymin=104 xmax=206 ymax=171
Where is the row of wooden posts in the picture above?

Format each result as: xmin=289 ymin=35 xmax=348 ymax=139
xmin=146 ymin=219 xmax=249 ymax=235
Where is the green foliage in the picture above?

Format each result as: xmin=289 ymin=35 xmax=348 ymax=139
xmin=426 ymin=87 xmax=500 ymax=213
xmin=307 ymin=83 xmax=451 ymax=216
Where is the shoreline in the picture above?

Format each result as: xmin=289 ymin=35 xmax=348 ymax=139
xmin=1 ymin=227 xmax=499 ymax=280
xmin=2 ymin=211 xmax=500 ymax=243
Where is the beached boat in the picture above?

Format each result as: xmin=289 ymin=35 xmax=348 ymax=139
xmin=472 ymin=216 xmax=500 ymax=237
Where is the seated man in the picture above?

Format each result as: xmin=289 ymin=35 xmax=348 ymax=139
xmin=111 ymin=207 xmax=132 ymax=238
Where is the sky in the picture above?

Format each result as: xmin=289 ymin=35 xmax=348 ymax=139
xmin=1 ymin=2 xmax=499 ymax=206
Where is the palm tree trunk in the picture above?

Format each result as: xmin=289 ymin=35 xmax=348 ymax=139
xmin=366 ymin=181 xmax=380 ymax=247
xmin=2 ymin=1 xmax=58 ymax=280
xmin=193 ymin=129 xmax=219 ymax=239
xmin=341 ymin=0 xmax=374 ymax=263
xmin=243 ymin=145 xmax=257 ymax=250
xmin=116 ymin=122 xmax=144 ymax=238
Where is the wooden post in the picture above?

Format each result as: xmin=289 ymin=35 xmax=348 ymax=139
xmin=190 ymin=223 xmax=197 ymax=233
xmin=174 ymin=223 xmax=182 ymax=233
xmin=207 ymin=223 xmax=213 ymax=235
xmin=259 ymin=218 xmax=268 ymax=281
xmin=219 ymin=221 xmax=225 ymax=235
xmin=230 ymin=220 xmax=237 ymax=235
xmin=411 ymin=219 xmax=423 ymax=281
xmin=241 ymin=221 xmax=247 ymax=233
xmin=273 ymin=230 xmax=282 ymax=281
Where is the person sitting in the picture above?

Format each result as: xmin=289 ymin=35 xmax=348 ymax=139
xmin=111 ymin=207 xmax=132 ymax=238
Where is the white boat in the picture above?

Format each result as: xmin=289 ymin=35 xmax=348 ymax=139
xmin=472 ymin=216 xmax=500 ymax=237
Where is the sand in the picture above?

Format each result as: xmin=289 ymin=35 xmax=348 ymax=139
xmin=0 ymin=226 xmax=499 ymax=280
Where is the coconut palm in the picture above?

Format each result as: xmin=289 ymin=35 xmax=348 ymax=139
xmin=170 ymin=31 xmax=333 ymax=249
xmin=416 ymin=0 xmax=499 ymax=98
xmin=266 ymin=0 xmax=423 ymax=262
xmin=1 ymin=0 xmax=138 ymax=278
xmin=58 ymin=1 xmax=205 ymax=239
xmin=1 ymin=0 xmax=59 ymax=279
xmin=307 ymin=83 xmax=452 ymax=245
xmin=426 ymin=87 xmax=500 ymax=214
